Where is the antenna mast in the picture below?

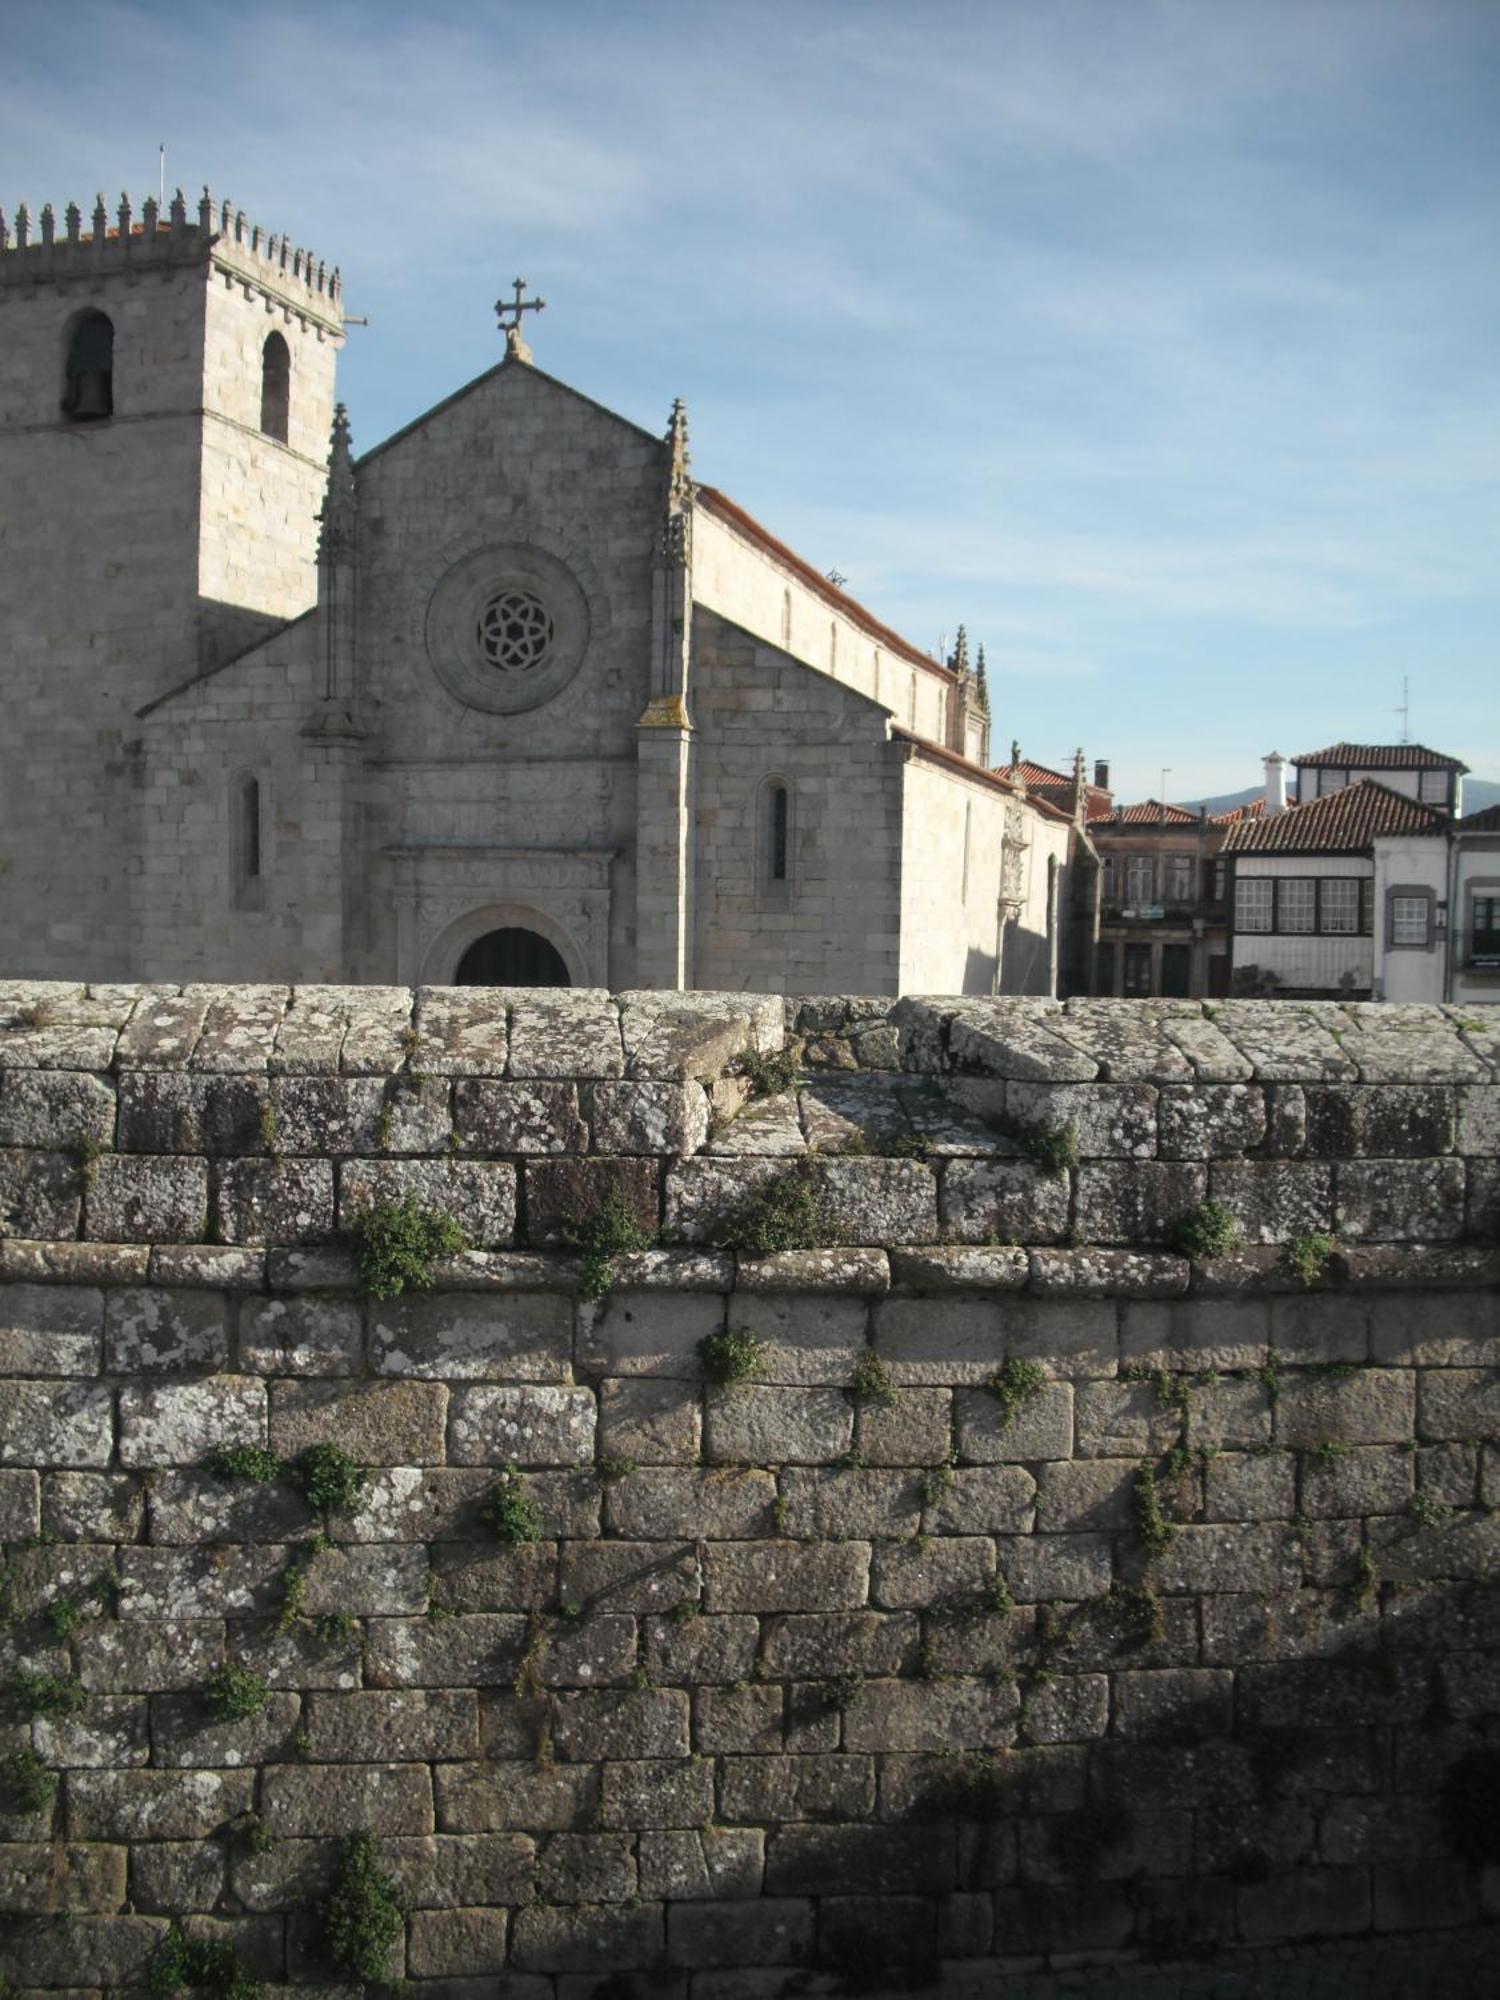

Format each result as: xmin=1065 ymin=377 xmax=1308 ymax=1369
xmin=1392 ymin=676 xmax=1410 ymax=745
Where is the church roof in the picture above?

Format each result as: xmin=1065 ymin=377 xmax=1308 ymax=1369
xmin=898 ymin=731 xmax=1070 ymax=817
xmin=1293 ymin=741 xmax=1468 ymax=772
xmin=992 ymin=760 xmax=1113 ymax=822
xmin=696 ymin=487 xmax=954 ymax=685
xmin=1220 ymin=779 xmax=1447 ymax=854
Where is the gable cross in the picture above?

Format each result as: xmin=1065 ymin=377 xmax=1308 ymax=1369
xmin=495 ymin=277 xmax=546 ymax=363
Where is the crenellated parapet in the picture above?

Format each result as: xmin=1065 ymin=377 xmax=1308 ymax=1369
xmin=0 ymin=185 xmax=342 ymax=326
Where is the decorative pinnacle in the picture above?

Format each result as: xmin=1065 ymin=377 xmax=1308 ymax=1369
xmin=495 ymin=276 xmax=546 ymax=362
xmin=318 ymin=403 xmax=358 ymax=561
xmin=950 ymin=624 xmax=970 ymax=678
xmin=660 ymin=397 xmax=694 ymax=567
xmin=975 ymin=644 xmax=990 ymax=714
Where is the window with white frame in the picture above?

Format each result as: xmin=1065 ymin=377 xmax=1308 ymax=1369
xmin=1165 ymin=854 xmax=1195 ymax=902
xmin=1279 ymin=880 xmax=1316 ymax=933
xmin=1235 ymin=878 xmax=1273 ymax=932
xmin=1100 ymin=856 xmax=1116 ymax=901
xmin=1125 ymin=856 xmax=1155 ymax=905
xmin=1388 ymin=890 xmax=1432 ymax=948
xmin=1321 ymin=879 xmax=1360 ymax=934
xmin=1419 ymin=771 xmax=1448 ymax=805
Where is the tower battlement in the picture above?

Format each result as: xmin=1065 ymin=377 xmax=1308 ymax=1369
xmin=0 ymin=186 xmax=342 ymax=322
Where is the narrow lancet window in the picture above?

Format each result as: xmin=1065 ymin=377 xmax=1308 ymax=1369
xmin=770 ymin=784 xmax=789 ymax=882
xmin=62 ymin=311 xmax=114 ymax=421
xmin=242 ymin=777 xmax=262 ymax=879
xmin=260 ymin=332 xmax=290 ymax=442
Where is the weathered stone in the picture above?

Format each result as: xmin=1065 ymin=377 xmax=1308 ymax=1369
xmin=1074 ymin=1162 xmax=1208 ymax=1246
xmin=856 ymin=1386 xmax=953 ymax=1466
xmin=842 ymin=1676 xmax=1018 ymax=1752
xmin=524 ymin=1156 xmax=658 ymax=1246
xmin=1209 ymin=1161 xmax=1334 ymax=1245
xmin=239 ymin=1294 xmax=363 ymax=1376
xmin=0 ymin=1148 xmax=82 ymax=1238
xmin=1120 ymin=1297 xmax=1268 ymax=1372
xmin=1114 ymin=1668 xmax=1234 ymax=1738
xmin=1203 ymin=1450 xmax=1297 ymax=1521
xmin=0 ymin=1283 xmax=101 ymax=1374
xmin=1270 ymin=1293 xmax=1370 ymax=1364
xmin=578 ymin=1289 xmax=723 ymax=1378
xmin=262 ymin=1760 xmax=433 ymax=1835
xmin=302 ymin=1690 xmax=478 ymax=1762
xmin=33 ymin=1694 xmax=149 ymax=1768
xmin=718 ymin=1750 xmax=875 ymax=1824
xmin=271 ymin=1379 xmax=448 ymax=1465
xmin=116 ymin=1071 xmax=267 ymax=1155
xmin=1370 ymin=1290 xmax=1500 ymax=1366
xmin=705 ymin=1090 xmax=805 ymax=1157
xmin=508 ymin=993 xmax=625 ymax=1081
xmin=0 ymin=1236 xmax=149 ymax=1284
xmin=118 ymin=1545 xmax=285 ymax=1619
xmin=871 ymin=1533 xmax=994 ymax=1608
xmin=0 ymin=1467 xmax=39 ymax=1540
xmin=69 ymin=1768 xmax=255 ymax=1839
xmin=559 ymin=1540 xmax=698 ymax=1617
xmin=0 ymin=1912 xmax=165 ymax=1982
xmin=76 ymin=1619 xmax=224 ymax=1693
xmin=1336 ymin=1159 xmax=1466 ymax=1241
xmin=638 ymin=1827 xmax=764 ymax=1901
xmin=214 ymin=1157 xmax=335 ymax=1246
xmin=1276 ymin=1368 xmax=1416 ymax=1447
xmin=1457 ymin=1083 xmax=1500 ymax=1154
xmin=734 ymin=1248 xmax=889 ymax=1292
xmin=778 ymin=1467 xmax=920 ymax=1539
xmin=340 ymin=1157 xmax=516 ymax=1247
xmin=888 ymin=1244 xmax=1029 ymax=1290
xmin=591 ymin=1081 xmax=709 ymax=1155
xmin=370 ymin=1289 xmax=571 ymax=1381
xmin=1419 ymin=1367 xmax=1500 ymax=1441
xmin=448 ymin=1384 xmax=595 ymax=1466
xmin=1157 ymin=1084 xmax=1266 ymax=1159
xmin=0 ymin=1068 xmax=116 ymax=1149
xmin=956 ymin=1381 xmax=1074 ymax=1461
xmin=812 ymin=1159 xmax=939 ymax=1244
xmin=150 ymin=1692 xmax=302 ymax=1768
xmin=599 ymin=1758 xmax=716 ymax=1829
xmin=1020 ymin=1671 xmax=1111 ymax=1744
xmin=437 ymin=1759 xmax=599 ymax=1833
xmin=550 ymin=1687 xmax=689 ymax=1760
xmin=939 ymin=1159 xmax=1070 ymax=1245
xmin=84 ymin=1153 xmax=207 ymax=1241
xmin=0 ymin=1379 xmax=114 ymax=1467
xmin=118 ymin=1376 xmax=266 ymax=1467
xmin=704 ymin=1384 xmax=853 ymax=1464
xmin=644 ymin=1611 xmax=760 ymax=1686
xmin=125 ymin=1839 xmax=224 ymax=1912
xmin=1000 ymin=1532 xmax=1113 ymax=1600
xmin=147 ymin=1468 xmax=307 ymax=1544
xmin=407 ymin=1906 xmax=509 ymax=1976
xmin=922 ymin=1463 xmax=1035 ymax=1534
xmin=598 ymin=1376 xmax=700 ymax=1465
xmin=1030 ymin=1248 xmax=1188 ymax=1297
xmin=104 ymin=1287 xmax=228 ymax=1372
xmin=511 ymin=1900 xmax=664 ymax=1971
xmin=606 ymin=1468 xmax=775 ymax=1540
xmin=431 ymin=1538 xmax=557 ymax=1612
xmin=1151 ymin=1523 xmax=1303 ymax=1594
xmin=707 ymin=1540 xmax=870 ymax=1613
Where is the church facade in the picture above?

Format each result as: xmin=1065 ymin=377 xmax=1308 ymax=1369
xmin=0 ymin=187 xmax=1074 ymax=994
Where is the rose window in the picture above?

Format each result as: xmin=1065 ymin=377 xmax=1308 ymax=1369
xmin=476 ymin=589 xmax=554 ymax=674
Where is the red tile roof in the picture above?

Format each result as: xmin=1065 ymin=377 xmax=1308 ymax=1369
xmin=1220 ymin=779 xmax=1448 ymax=854
xmin=1459 ymin=803 xmax=1500 ymax=833
xmin=1293 ymin=742 xmax=1468 ymax=772
xmin=897 ymin=731 xmax=1071 ymax=817
xmin=992 ymin=762 xmax=1114 ymax=822
xmin=1100 ymin=799 xmax=1200 ymax=828
xmin=695 ymin=487 xmax=953 ymax=683
xmin=1212 ymin=798 xmax=1266 ymax=825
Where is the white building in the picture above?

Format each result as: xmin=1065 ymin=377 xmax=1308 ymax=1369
xmin=1452 ymin=804 xmax=1500 ymax=1009
xmin=0 ymin=185 xmax=1073 ymax=995
xmin=1221 ymin=744 xmax=1486 ymax=1004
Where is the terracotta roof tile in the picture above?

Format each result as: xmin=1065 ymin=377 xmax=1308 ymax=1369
xmin=1099 ymin=799 xmax=1200 ymax=828
xmin=1212 ymin=798 xmax=1266 ymax=824
xmin=1293 ymin=741 xmax=1468 ymax=772
xmin=993 ymin=762 xmax=1113 ymax=821
xmin=1459 ymin=803 xmax=1500 ymax=833
xmin=1220 ymin=779 xmax=1447 ymax=854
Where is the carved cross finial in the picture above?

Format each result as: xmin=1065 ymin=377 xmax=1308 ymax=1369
xmin=495 ymin=276 xmax=546 ymax=363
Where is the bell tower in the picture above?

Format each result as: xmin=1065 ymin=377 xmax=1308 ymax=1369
xmin=0 ymin=185 xmax=345 ymax=976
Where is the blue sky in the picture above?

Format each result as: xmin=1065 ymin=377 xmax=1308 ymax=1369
xmin=5 ymin=0 xmax=1497 ymax=800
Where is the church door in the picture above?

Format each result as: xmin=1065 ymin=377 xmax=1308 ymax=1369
xmin=454 ymin=928 xmax=571 ymax=987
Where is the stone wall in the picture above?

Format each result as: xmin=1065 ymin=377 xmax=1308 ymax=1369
xmin=0 ymin=985 xmax=1497 ymax=1993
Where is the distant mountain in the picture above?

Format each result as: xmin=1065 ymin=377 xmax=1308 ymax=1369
xmin=1178 ymin=779 xmax=1500 ymax=818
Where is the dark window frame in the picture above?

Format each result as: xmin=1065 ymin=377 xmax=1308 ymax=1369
xmin=1385 ymin=884 xmax=1436 ymax=951
xmin=1232 ymin=872 xmax=1375 ymax=936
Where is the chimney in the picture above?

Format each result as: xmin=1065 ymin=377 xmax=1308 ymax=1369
xmin=1094 ymin=759 xmax=1110 ymax=790
xmin=1263 ymin=751 xmax=1288 ymax=816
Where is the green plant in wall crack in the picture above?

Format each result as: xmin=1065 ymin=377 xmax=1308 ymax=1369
xmin=69 ymin=1133 xmax=105 ymax=1193
xmin=319 ymin=1831 xmax=405 ymax=1982
xmin=566 ymin=1185 xmax=657 ymax=1302
xmin=734 ymin=1043 xmax=801 ymax=1099
xmin=700 ymin=1325 xmax=768 ymax=1386
xmin=347 ymin=1195 xmax=468 ymax=1299
xmin=7 ymin=1668 xmax=88 ymax=1718
xmin=201 ymin=1661 xmax=269 ymax=1724
xmin=1173 ymin=1199 xmax=1241 ymax=1260
xmin=719 ymin=1160 xmax=837 ymax=1256
xmin=2 ymin=1747 xmax=56 ymax=1814
xmin=850 ymin=1347 xmax=897 ymax=1408
xmin=147 ymin=1921 xmax=262 ymax=2000
xmin=205 ymin=1443 xmax=285 ymax=1483
xmin=1284 ymin=1230 xmax=1338 ymax=1288
xmin=985 ymin=1357 xmax=1046 ymax=1429
xmin=295 ymin=1443 xmax=366 ymax=1520
xmin=1132 ymin=1462 xmax=1177 ymax=1558
xmin=480 ymin=1464 xmax=542 ymax=1545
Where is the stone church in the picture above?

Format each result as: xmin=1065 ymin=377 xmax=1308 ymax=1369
xmin=0 ymin=186 xmax=1075 ymax=993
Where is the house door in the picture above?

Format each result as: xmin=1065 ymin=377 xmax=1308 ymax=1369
xmin=1160 ymin=943 xmax=1192 ymax=998
xmin=455 ymin=928 xmax=571 ymax=987
xmin=1123 ymin=943 xmax=1153 ymax=997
